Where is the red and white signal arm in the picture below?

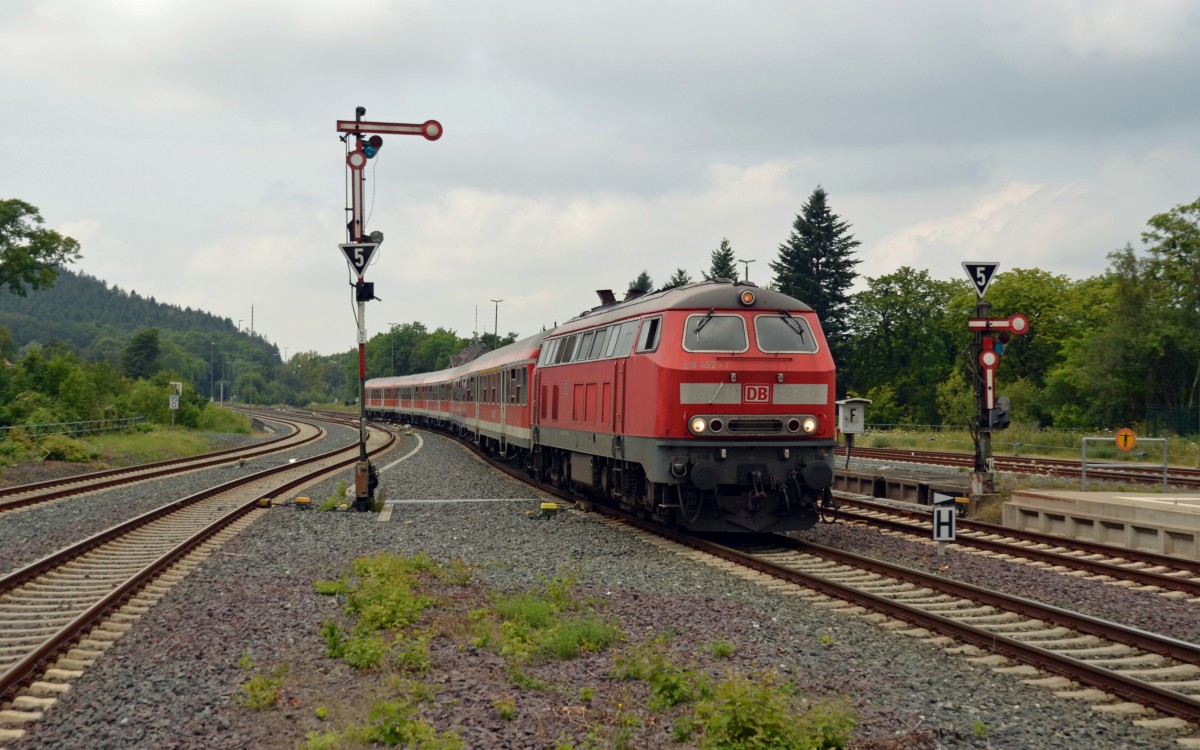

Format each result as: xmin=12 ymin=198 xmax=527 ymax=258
xmin=968 ymin=312 xmax=1030 ymax=334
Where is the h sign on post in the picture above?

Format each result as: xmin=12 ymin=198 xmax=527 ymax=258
xmin=932 ymin=505 xmax=956 ymax=542
xmin=931 ymin=496 xmax=950 ymax=537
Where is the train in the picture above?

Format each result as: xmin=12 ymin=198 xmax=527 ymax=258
xmin=365 ymin=279 xmax=838 ymax=533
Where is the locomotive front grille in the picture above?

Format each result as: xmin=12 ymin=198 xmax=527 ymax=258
xmin=726 ymin=418 xmax=784 ymax=434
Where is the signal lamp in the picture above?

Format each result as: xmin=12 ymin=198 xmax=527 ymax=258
xmin=363 ymin=135 xmax=383 ymax=158
xmin=739 ymin=290 xmax=756 ymax=306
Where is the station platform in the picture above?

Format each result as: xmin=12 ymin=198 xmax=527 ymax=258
xmin=835 ymin=467 xmax=967 ymax=507
xmin=1003 ymin=490 xmax=1200 ymax=560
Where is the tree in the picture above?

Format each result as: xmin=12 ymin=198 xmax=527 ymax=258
xmin=770 ymin=187 xmax=861 ymax=366
xmin=1141 ymin=196 xmax=1200 ymax=412
xmin=662 ymin=268 xmax=693 ymax=289
xmin=628 ymin=271 xmax=653 ymax=293
xmin=843 ymin=267 xmax=959 ymax=424
xmin=0 ymin=199 xmax=82 ymax=296
xmin=0 ymin=323 xmax=16 ymax=362
xmin=122 ymin=328 xmax=162 ymax=380
xmin=702 ymin=238 xmax=739 ymax=281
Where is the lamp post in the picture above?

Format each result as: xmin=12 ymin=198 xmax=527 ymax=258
xmin=738 ymin=258 xmax=756 ymax=282
xmin=490 ymin=299 xmax=503 ymax=345
xmin=388 ymin=322 xmax=399 ymax=376
xmin=210 ymin=343 xmax=215 ymax=401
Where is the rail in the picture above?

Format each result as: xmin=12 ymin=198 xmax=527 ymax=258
xmin=1082 ymin=436 xmax=1168 ymax=490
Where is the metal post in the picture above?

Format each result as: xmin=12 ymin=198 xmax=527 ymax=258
xmin=491 ymin=299 xmax=503 ymax=344
xmin=738 ymin=258 xmax=755 ymax=282
xmin=210 ymin=343 xmax=215 ymax=401
xmin=971 ymin=299 xmax=995 ymax=500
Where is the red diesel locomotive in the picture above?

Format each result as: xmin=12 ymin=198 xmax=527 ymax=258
xmin=365 ymin=280 xmax=837 ymax=533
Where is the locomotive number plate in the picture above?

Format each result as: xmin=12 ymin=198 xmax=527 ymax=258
xmin=743 ymin=385 xmax=771 ymax=403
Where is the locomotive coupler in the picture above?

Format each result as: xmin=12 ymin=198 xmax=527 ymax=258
xmin=748 ymin=470 xmax=767 ymax=512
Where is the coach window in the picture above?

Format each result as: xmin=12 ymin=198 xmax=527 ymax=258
xmin=588 ymin=327 xmax=608 ymax=359
xmin=683 ymin=314 xmax=748 ymax=353
xmin=635 ymin=316 xmax=662 ymax=353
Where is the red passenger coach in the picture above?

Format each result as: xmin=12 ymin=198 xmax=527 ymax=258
xmin=366 ymin=280 xmax=837 ymax=533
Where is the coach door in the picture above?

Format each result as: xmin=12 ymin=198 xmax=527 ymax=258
xmin=613 ymin=359 xmax=626 ymax=435
xmin=499 ymin=369 xmax=508 ymax=452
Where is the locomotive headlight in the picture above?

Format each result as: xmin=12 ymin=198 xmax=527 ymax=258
xmin=801 ymin=416 xmax=818 ymax=434
xmin=739 ymin=290 xmax=756 ymax=306
xmin=689 ymin=417 xmax=708 ymax=435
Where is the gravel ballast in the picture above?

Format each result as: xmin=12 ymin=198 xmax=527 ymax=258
xmin=7 ymin=431 xmax=1196 ymax=749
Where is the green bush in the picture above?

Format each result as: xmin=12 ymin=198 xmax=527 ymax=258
xmin=38 ymin=434 xmax=97 ymax=462
xmin=239 ymin=664 xmax=288 ymax=711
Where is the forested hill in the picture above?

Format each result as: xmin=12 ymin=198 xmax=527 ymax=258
xmin=0 ymin=268 xmax=242 ymax=353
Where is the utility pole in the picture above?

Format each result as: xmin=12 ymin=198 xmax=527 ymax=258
xmin=491 ymin=299 xmax=503 ymax=346
xmin=337 ymin=106 xmax=442 ymax=511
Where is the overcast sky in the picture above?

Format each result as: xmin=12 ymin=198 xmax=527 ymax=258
xmin=3 ymin=1 xmax=1198 ymax=357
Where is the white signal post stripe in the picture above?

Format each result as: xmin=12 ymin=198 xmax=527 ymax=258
xmin=979 ymin=349 xmax=999 ymax=410
xmin=348 ymin=152 xmax=365 ymax=241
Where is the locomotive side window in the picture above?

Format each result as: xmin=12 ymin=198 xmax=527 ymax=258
xmin=607 ymin=320 xmax=638 ymax=358
xmin=683 ymin=314 xmax=748 ymax=352
xmin=755 ymin=314 xmax=818 ymax=353
xmin=556 ymin=335 xmax=577 ymax=364
xmin=574 ymin=331 xmax=595 ymax=362
xmin=541 ymin=338 xmax=559 ymax=366
xmin=635 ymin=316 xmax=663 ymax=353
xmin=588 ymin=328 xmax=608 ymax=359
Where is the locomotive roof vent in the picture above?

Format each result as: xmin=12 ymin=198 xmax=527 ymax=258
xmin=624 ymin=288 xmax=647 ymax=301
xmin=595 ymin=289 xmax=617 ymax=306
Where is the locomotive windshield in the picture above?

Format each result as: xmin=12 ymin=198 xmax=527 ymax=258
xmin=683 ymin=314 xmax=748 ymax=352
xmin=755 ymin=314 xmax=818 ymax=353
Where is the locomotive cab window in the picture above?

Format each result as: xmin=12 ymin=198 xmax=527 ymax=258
xmin=755 ymin=314 xmax=818 ymax=353
xmin=635 ymin=316 xmax=662 ymax=353
xmin=683 ymin=314 xmax=748 ymax=352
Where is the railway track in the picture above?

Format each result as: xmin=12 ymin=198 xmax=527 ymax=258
xmin=0 ymin=413 xmax=322 ymax=514
xmin=612 ymin=517 xmax=1200 ymax=728
xmin=831 ymin=495 xmax=1200 ymax=599
xmin=0 ymin=422 xmax=397 ymax=742
xmin=840 ymin=445 xmax=1200 ymax=489
xmin=390 ymin=426 xmax=1200 ymax=730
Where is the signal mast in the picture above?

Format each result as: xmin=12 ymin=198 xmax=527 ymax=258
xmin=337 ymin=106 xmax=442 ymax=511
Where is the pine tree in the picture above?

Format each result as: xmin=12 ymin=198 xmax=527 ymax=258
xmin=662 ymin=268 xmax=693 ymax=289
xmin=629 ymin=271 xmax=654 ymax=292
xmin=703 ymin=238 xmax=739 ymax=281
xmin=770 ymin=186 xmax=861 ymax=363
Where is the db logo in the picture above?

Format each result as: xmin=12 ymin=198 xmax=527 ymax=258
xmin=743 ymin=385 xmax=771 ymax=403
